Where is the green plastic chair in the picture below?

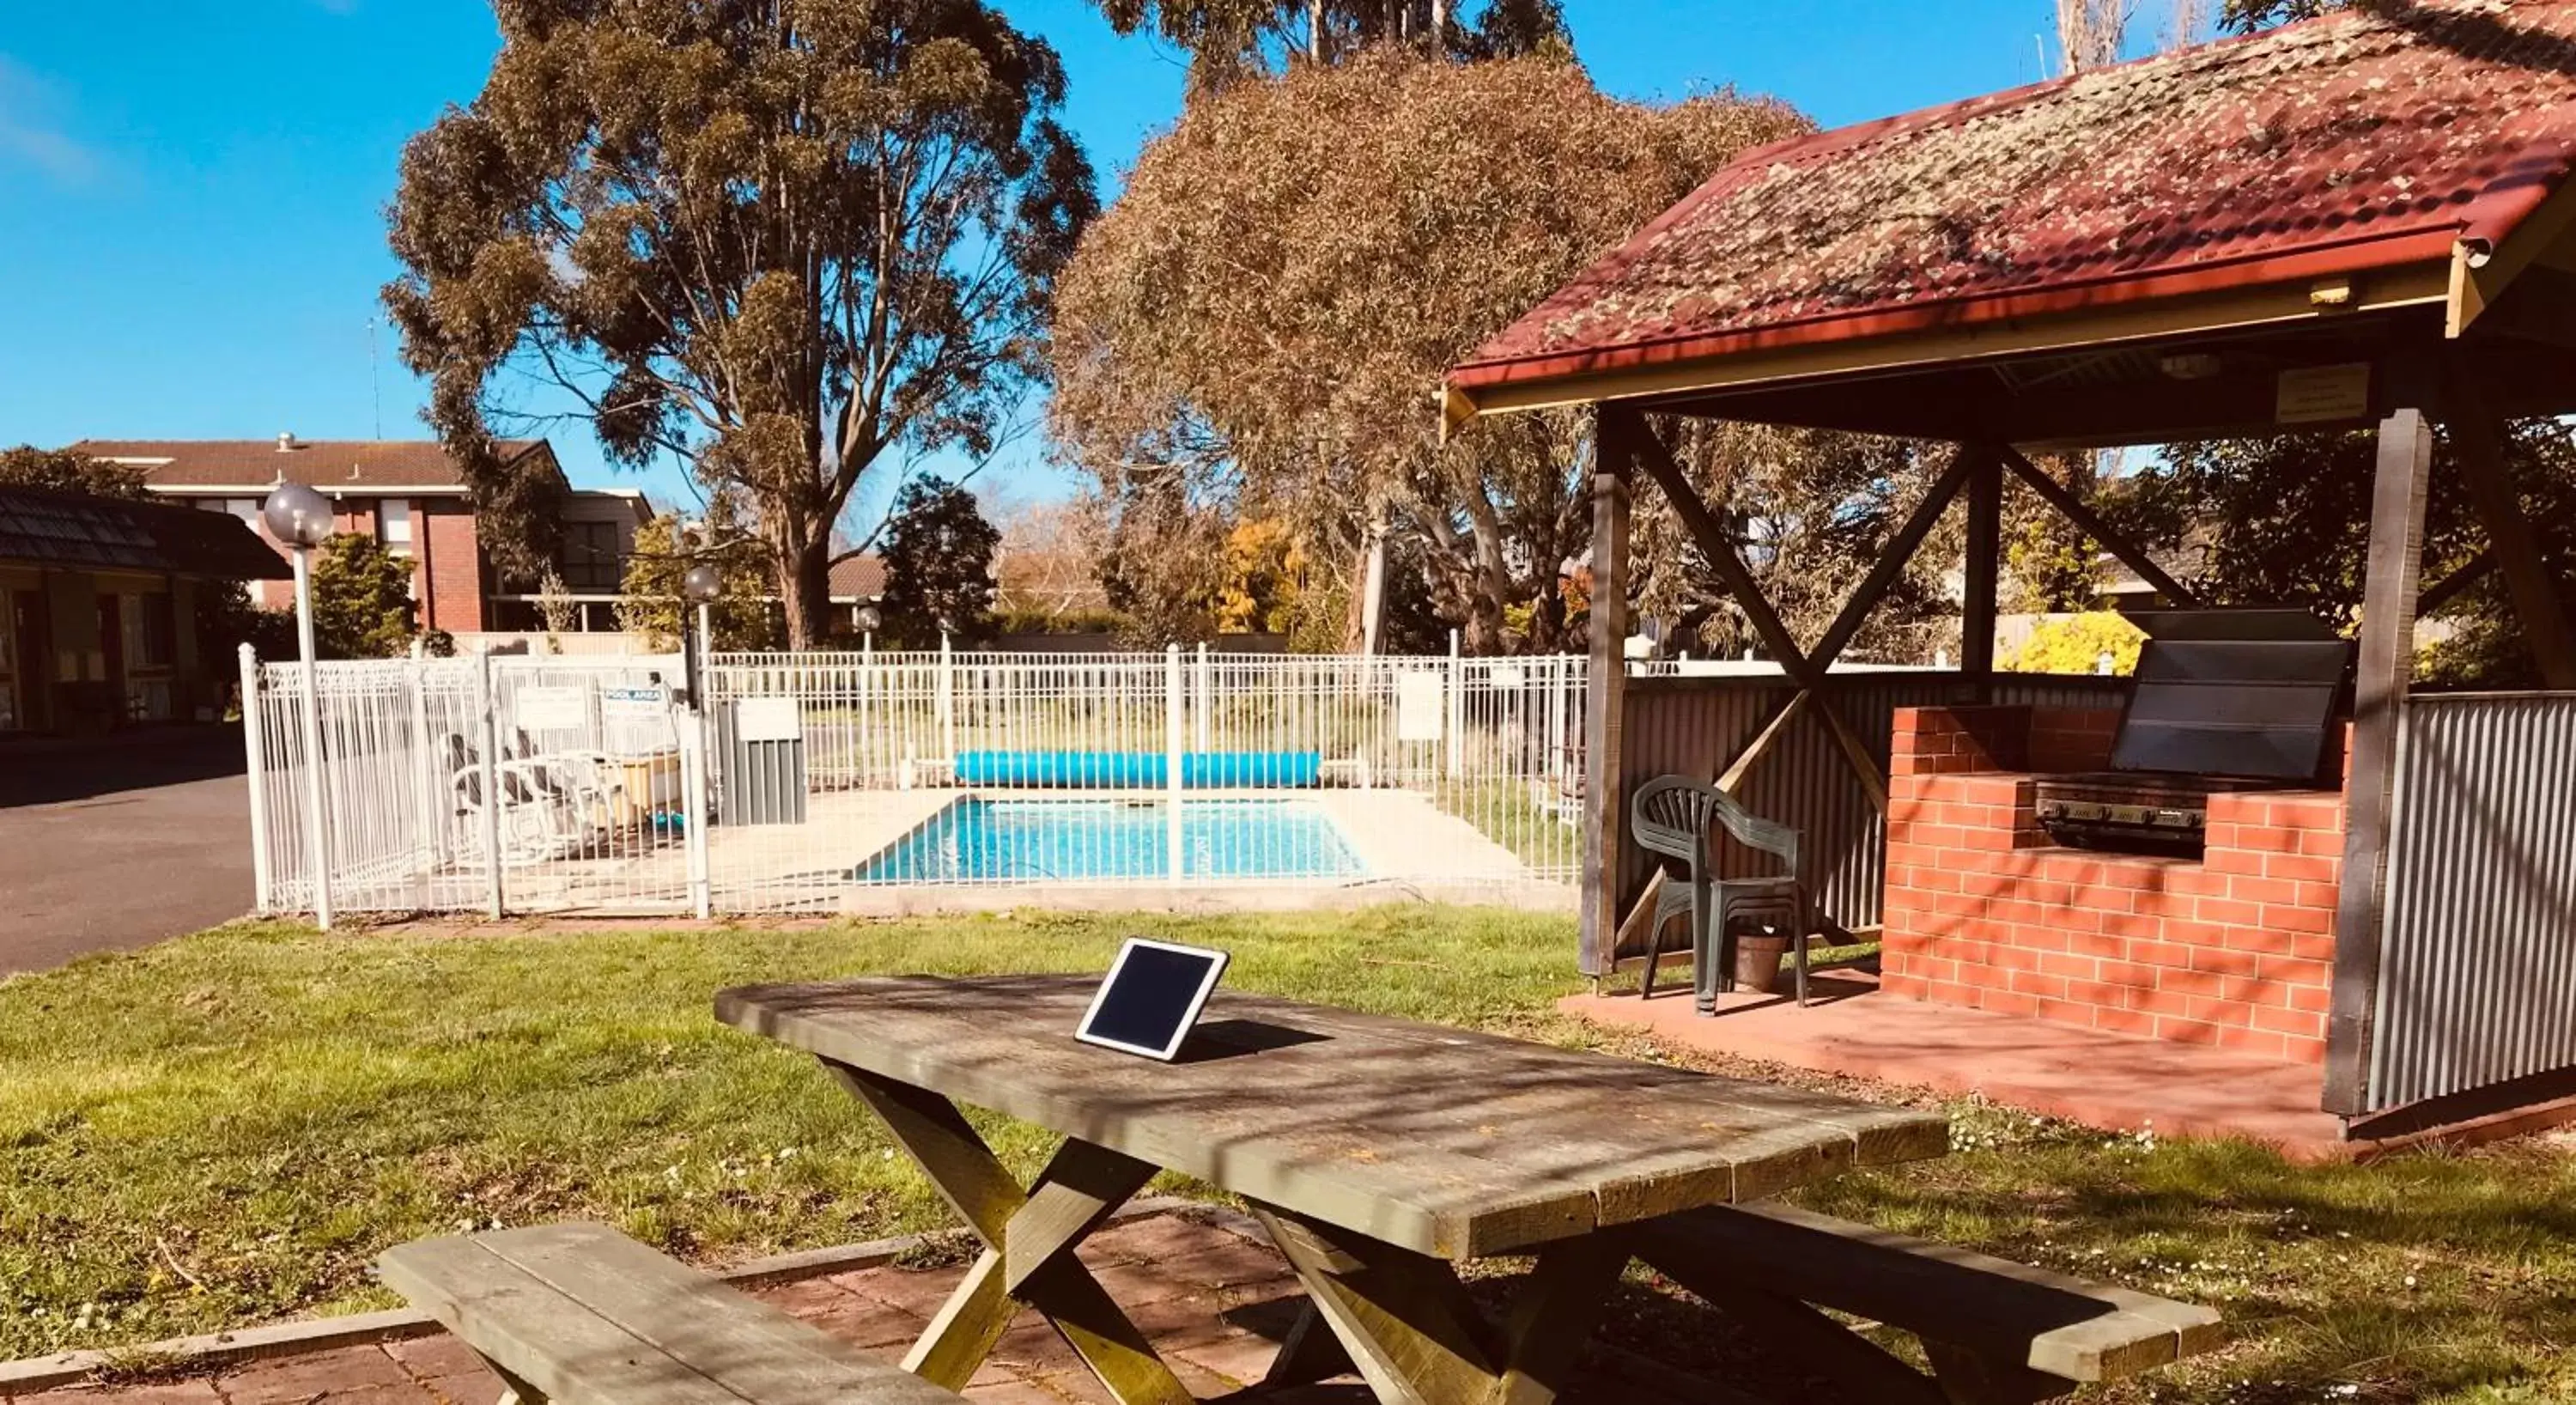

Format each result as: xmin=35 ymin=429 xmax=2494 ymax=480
xmin=1630 ymin=775 xmax=1811 ymax=1011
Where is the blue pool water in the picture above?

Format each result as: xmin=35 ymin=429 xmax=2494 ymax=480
xmin=952 ymin=751 xmax=1322 ymax=788
xmin=854 ymin=799 xmax=1365 ymax=883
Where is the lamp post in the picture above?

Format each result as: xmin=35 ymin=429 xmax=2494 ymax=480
xmin=853 ymin=604 xmax=881 ymax=733
xmin=261 ymin=481 xmax=337 ymax=930
xmin=679 ymin=563 xmax=721 ymax=714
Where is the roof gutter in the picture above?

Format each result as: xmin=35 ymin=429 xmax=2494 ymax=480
xmin=1445 ymin=236 xmax=2459 ymax=430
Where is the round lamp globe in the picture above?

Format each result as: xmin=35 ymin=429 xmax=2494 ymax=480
xmin=260 ymin=482 xmax=337 ymax=549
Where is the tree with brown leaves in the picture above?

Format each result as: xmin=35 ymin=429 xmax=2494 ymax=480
xmin=384 ymin=0 xmax=1097 ymax=648
xmin=1049 ymin=52 xmax=1807 ymax=654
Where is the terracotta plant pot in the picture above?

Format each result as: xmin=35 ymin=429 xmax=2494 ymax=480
xmin=1731 ymin=934 xmax=1790 ymax=994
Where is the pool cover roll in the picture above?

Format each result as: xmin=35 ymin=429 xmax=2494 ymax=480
xmin=951 ymin=751 xmax=1322 ymax=788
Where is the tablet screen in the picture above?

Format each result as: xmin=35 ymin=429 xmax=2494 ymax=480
xmin=1076 ymin=939 xmax=1230 ymax=1061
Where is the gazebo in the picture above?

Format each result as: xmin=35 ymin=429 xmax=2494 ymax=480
xmin=1447 ymin=0 xmax=2576 ymax=1132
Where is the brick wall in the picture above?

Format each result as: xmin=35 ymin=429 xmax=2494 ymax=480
xmin=1880 ymin=704 xmax=2344 ymax=1065
xmin=419 ymin=501 xmax=484 ymax=633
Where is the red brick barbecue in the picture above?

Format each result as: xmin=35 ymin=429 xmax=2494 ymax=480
xmin=1880 ymin=702 xmax=2351 ymax=1066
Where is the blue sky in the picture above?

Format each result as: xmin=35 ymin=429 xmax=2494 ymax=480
xmin=0 ymin=1 xmax=2107 ymax=523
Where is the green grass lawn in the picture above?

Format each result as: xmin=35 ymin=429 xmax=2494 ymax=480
xmin=3 ymin=908 xmax=2573 ymax=1403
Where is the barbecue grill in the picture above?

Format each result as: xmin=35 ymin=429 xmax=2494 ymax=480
xmin=2032 ymin=609 xmax=2354 ymax=857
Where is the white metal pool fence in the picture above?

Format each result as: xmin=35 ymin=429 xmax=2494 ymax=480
xmin=242 ymin=644 xmax=1589 ymax=917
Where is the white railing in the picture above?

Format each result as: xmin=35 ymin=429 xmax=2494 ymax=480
xmin=244 ymin=645 xmax=1587 ymax=917
xmin=246 ymin=648 xmax=696 ymax=916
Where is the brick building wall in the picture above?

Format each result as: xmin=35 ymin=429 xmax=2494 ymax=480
xmin=1879 ymin=704 xmax=2344 ymax=1066
xmin=418 ymin=500 xmax=484 ymax=633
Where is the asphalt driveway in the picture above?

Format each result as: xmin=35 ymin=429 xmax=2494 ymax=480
xmin=0 ymin=726 xmax=256 ymax=976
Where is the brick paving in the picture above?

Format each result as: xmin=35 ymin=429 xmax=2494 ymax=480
xmin=1566 ymin=976 xmax=2354 ymax=1156
xmin=11 ymin=1212 xmax=1728 ymax=1405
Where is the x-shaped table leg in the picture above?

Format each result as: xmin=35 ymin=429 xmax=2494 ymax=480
xmin=826 ymin=1061 xmax=1194 ymax=1405
xmin=1252 ymin=1206 xmax=1630 ymax=1405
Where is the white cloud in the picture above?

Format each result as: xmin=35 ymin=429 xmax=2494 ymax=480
xmin=0 ymin=55 xmax=106 ymax=186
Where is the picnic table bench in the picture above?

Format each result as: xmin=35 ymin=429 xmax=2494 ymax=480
xmin=377 ymin=1222 xmax=963 ymax=1405
xmin=701 ymin=975 xmax=2220 ymax=1404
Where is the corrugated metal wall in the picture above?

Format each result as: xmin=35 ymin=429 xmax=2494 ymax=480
xmin=1613 ymin=672 xmax=2127 ymax=957
xmin=2367 ymin=693 xmax=2576 ymax=1110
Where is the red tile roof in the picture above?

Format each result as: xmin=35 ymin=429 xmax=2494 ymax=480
xmin=76 ymin=438 xmax=550 ymax=491
xmin=1452 ymin=0 xmax=2576 ymax=395
xmin=829 ymin=554 xmax=885 ymax=600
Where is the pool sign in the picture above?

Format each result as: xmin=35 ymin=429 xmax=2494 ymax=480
xmin=1396 ymin=671 xmax=1446 ymax=742
xmin=514 ymin=685 xmax=587 ymax=732
xmin=600 ymin=684 xmax=671 ymax=718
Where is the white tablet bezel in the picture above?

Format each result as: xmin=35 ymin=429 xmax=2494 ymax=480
xmin=1075 ymin=938 xmax=1231 ymax=1061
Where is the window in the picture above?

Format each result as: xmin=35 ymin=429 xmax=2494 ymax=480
xmin=137 ymin=593 xmax=175 ymax=669
xmin=378 ymin=498 xmax=413 ymax=552
xmin=125 ymin=679 xmax=172 ymax=722
xmin=558 ymin=520 xmax=623 ymax=590
xmin=115 ymin=593 xmax=174 ymax=671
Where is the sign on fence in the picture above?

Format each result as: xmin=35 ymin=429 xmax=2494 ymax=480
xmin=601 ymin=684 xmax=670 ymax=714
xmin=1396 ymin=671 xmax=1447 ymax=742
xmin=514 ymin=685 xmax=588 ymax=732
xmin=736 ymin=696 xmax=802 ymax=742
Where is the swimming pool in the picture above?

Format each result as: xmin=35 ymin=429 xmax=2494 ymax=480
xmin=853 ymin=798 xmax=1366 ymax=884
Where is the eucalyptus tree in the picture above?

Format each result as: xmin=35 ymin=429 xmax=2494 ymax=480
xmin=1088 ymin=0 xmax=1569 ymax=88
xmin=384 ymin=0 xmax=1097 ymax=646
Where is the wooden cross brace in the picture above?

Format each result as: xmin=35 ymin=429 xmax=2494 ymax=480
xmin=824 ymin=1060 xmax=1194 ymax=1405
xmin=1251 ymin=1206 xmax=1630 ymax=1405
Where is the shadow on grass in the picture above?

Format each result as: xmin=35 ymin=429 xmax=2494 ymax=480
xmin=1795 ymin=1134 xmax=2576 ymax=1402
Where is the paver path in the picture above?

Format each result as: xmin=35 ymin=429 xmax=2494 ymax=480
xmin=10 ymin=1213 xmax=1747 ymax=1405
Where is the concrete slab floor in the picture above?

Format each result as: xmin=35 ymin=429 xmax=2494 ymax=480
xmin=1563 ymin=971 xmax=2363 ymax=1156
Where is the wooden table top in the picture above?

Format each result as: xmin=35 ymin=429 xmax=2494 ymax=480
xmin=715 ymin=976 xmax=1947 ymax=1260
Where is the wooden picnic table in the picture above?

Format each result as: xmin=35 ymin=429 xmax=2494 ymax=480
xmin=716 ymin=974 xmax=1948 ymax=1405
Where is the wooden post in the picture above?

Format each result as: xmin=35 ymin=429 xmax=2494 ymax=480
xmin=2324 ymin=407 xmax=2434 ymax=1117
xmin=1961 ymin=447 xmax=2002 ymax=691
xmin=1583 ymin=407 xmax=1636 ymax=980
xmin=2443 ymin=368 xmax=2576 ymax=690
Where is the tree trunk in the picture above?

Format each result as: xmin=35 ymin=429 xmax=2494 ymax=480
xmin=1462 ymin=485 xmax=1512 ymax=654
xmin=1357 ymin=510 xmax=1388 ymax=654
xmin=779 ymin=528 xmax=832 ymax=649
xmin=1528 ymin=580 xmax=1566 ymax=654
